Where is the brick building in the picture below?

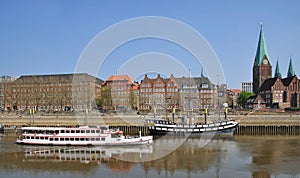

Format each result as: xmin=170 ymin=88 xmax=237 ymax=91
xmin=254 ymin=58 xmax=300 ymax=109
xmin=3 ymin=73 xmax=103 ymax=112
xmin=252 ymin=25 xmax=300 ymax=109
xmin=139 ymin=74 xmax=219 ymax=114
xmin=0 ymin=76 xmax=17 ymax=111
xmin=102 ymin=75 xmax=139 ymax=111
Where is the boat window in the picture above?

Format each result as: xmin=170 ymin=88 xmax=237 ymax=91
xmin=40 ymin=137 xmax=44 ymax=140
xmin=66 ymin=130 xmax=70 ymax=133
xmin=55 ymin=130 xmax=59 ymax=134
xmin=96 ymin=130 xmax=100 ymax=133
xmin=76 ymin=130 xmax=80 ymax=133
xmin=71 ymin=130 xmax=75 ymax=133
xmin=70 ymin=138 xmax=74 ymax=141
xmin=96 ymin=138 xmax=100 ymax=141
xmin=91 ymin=138 xmax=95 ymax=141
xmin=50 ymin=138 xmax=53 ymax=141
xmin=81 ymin=130 xmax=85 ymax=133
xmin=86 ymin=130 xmax=90 ymax=133
xmin=54 ymin=138 xmax=59 ymax=141
xmin=101 ymin=137 xmax=105 ymax=141
xmin=91 ymin=130 xmax=95 ymax=133
xmin=75 ymin=138 xmax=79 ymax=141
xmin=61 ymin=130 xmax=65 ymax=133
xmin=65 ymin=138 xmax=69 ymax=141
xmin=80 ymin=138 xmax=84 ymax=141
xmin=26 ymin=136 xmax=30 ymax=139
xmin=61 ymin=138 xmax=64 ymax=141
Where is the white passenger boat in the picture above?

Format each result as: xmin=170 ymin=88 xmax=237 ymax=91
xmin=16 ymin=125 xmax=153 ymax=146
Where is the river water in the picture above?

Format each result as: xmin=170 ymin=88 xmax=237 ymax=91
xmin=1 ymin=134 xmax=300 ymax=178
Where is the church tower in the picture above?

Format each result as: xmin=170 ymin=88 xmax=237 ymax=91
xmin=253 ymin=24 xmax=272 ymax=94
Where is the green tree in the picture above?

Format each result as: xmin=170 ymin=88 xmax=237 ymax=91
xmin=96 ymin=86 xmax=112 ymax=110
xmin=237 ymin=92 xmax=254 ymax=108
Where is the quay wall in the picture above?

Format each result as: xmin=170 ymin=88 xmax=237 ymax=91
xmin=1 ymin=114 xmax=300 ymax=136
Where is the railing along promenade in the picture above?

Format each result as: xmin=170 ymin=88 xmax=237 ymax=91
xmin=1 ymin=111 xmax=300 ymax=136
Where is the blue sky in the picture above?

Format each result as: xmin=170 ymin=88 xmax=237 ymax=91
xmin=0 ymin=0 xmax=299 ymax=88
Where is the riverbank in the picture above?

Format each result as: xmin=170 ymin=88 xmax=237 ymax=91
xmin=1 ymin=113 xmax=300 ymax=136
xmin=1 ymin=112 xmax=300 ymax=127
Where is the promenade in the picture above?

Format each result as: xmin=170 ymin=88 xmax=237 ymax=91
xmin=1 ymin=111 xmax=300 ymax=127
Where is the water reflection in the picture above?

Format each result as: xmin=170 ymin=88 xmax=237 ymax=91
xmin=235 ymin=136 xmax=300 ymax=178
xmin=1 ymin=135 xmax=300 ymax=177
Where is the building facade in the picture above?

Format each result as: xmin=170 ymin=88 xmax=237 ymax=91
xmin=241 ymin=82 xmax=253 ymax=93
xmin=3 ymin=73 xmax=103 ymax=112
xmin=0 ymin=76 xmax=17 ymax=111
xmin=139 ymin=74 xmax=220 ymax=114
xmin=139 ymin=74 xmax=180 ymax=113
xmin=254 ymin=58 xmax=300 ymax=109
xmin=102 ymin=75 xmax=139 ymax=111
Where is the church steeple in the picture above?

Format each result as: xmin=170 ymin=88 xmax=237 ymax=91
xmin=274 ymin=59 xmax=282 ymax=78
xmin=255 ymin=23 xmax=269 ymax=66
xmin=201 ymin=67 xmax=206 ymax=78
xmin=253 ymin=23 xmax=272 ymax=94
xmin=287 ymin=56 xmax=295 ymax=77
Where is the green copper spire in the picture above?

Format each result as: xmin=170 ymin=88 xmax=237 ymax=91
xmin=255 ymin=24 xmax=269 ymax=66
xmin=274 ymin=59 xmax=282 ymax=78
xmin=201 ymin=67 xmax=206 ymax=77
xmin=287 ymin=56 xmax=295 ymax=77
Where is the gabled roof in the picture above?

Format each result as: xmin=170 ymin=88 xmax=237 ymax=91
xmin=255 ymin=26 xmax=269 ymax=66
xmin=282 ymin=76 xmax=297 ymax=86
xmin=259 ymin=77 xmax=278 ymax=91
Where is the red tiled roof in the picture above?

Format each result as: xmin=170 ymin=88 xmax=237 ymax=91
xmin=105 ymin=75 xmax=134 ymax=85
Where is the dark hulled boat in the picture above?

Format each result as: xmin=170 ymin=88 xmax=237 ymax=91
xmin=147 ymin=118 xmax=238 ymax=136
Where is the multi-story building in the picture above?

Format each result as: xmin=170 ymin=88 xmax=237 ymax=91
xmin=102 ymin=75 xmax=139 ymax=111
xmin=139 ymin=74 xmax=219 ymax=114
xmin=4 ymin=73 xmax=103 ymax=112
xmin=0 ymin=76 xmax=17 ymax=111
xmin=139 ymin=74 xmax=180 ymax=112
xmin=241 ymin=82 xmax=253 ymax=93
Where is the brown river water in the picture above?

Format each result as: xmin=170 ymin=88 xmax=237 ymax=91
xmin=1 ymin=134 xmax=300 ymax=178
